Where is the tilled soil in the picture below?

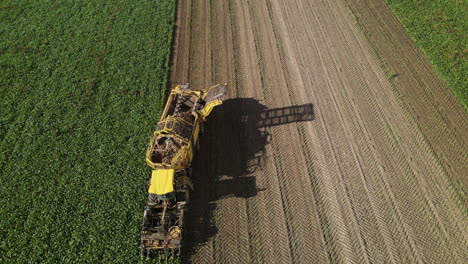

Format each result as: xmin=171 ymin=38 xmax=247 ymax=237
xmin=169 ymin=0 xmax=468 ymax=263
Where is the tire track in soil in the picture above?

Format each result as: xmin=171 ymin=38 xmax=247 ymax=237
xmin=268 ymin=0 xmax=396 ymax=262
xmin=281 ymin=0 xmax=425 ymax=262
xmin=339 ymin=0 xmax=468 ymax=262
xmin=169 ymin=0 xmax=468 ymax=263
xmin=247 ymin=1 xmax=350 ymax=263
xmin=207 ymin=1 xmax=254 ymax=263
xmin=228 ymin=1 xmax=293 ymax=263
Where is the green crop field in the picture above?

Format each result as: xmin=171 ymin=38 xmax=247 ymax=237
xmin=384 ymin=0 xmax=468 ymax=107
xmin=0 ymin=0 xmax=176 ymax=263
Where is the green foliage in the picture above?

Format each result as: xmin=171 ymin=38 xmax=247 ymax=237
xmin=384 ymin=0 xmax=468 ymax=107
xmin=0 ymin=0 xmax=176 ymax=262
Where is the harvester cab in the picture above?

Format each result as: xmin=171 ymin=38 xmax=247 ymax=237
xmin=140 ymin=84 xmax=227 ymax=259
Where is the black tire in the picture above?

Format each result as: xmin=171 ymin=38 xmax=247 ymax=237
xmin=148 ymin=193 xmax=158 ymax=203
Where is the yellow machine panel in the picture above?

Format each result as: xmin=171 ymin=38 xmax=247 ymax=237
xmin=149 ymin=169 xmax=175 ymax=195
xmin=199 ymin=99 xmax=223 ymax=118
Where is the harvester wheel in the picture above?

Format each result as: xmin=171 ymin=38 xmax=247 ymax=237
xmin=169 ymin=226 xmax=182 ymax=239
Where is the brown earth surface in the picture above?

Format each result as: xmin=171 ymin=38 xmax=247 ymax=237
xmin=169 ymin=0 xmax=468 ymax=263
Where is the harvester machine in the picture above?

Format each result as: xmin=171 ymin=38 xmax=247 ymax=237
xmin=140 ymin=83 xmax=227 ymax=259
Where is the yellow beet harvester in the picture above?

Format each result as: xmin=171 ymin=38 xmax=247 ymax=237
xmin=140 ymin=83 xmax=227 ymax=258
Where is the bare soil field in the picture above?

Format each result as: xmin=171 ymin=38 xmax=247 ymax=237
xmin=169 ymin=0 xmax=468 ymax=263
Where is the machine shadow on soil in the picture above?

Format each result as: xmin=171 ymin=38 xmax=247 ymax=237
xmin=181 ymin=97 xmax=314 ymax=261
